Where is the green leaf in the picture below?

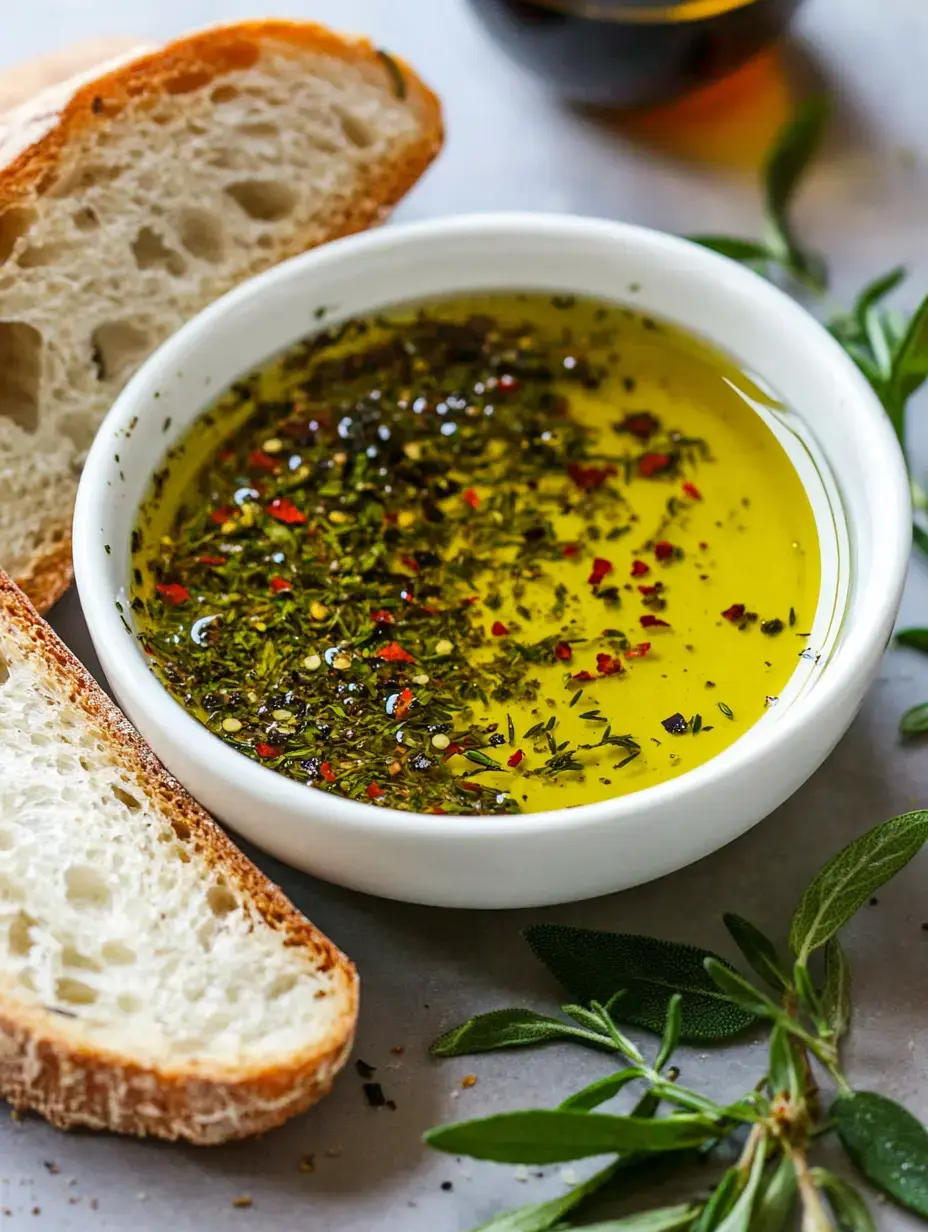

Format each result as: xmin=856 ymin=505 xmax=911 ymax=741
xmin=722 ymin=914 xmax=791 ymax=991
xmin=853 ymin=266 xmax=907 ymax=324
xmin=762 ymin=96 xmax=831 ymax=287
xmin=656 ymin=994 xmax=683 ymax=1070
xmin=788 ymin=811 xmax=928 ymax=960
xmin=896 ymin=628 xmax=928 ymax=654
xmin=768 ymin=1024 xmax=803 ymax=1100
xmin=792 ymin=960 xmax=823 ymax=1022
xmin=688 ymin=236 xmax=772 ymax=264
xmin=900 ymin=702 xmax=928 ymax=736
xmin=468 ymin=1159 xmax=621 ymax=1232
xmin=560 ymin=1068 xmax=645 ymax=1112
xmin=812 ymin=1168 xmax=876 ymax=1232
xmin=691 ymin=1167 xmax=743 ymax=1232
xmin=822 ymin=937 xmax=852 ymax=1041
xmin=571 ymin=1204 xmax=700 ymax=1232
xmin=835 ymin=1090 xmax=928 ymax=1216
xmin=702 ymin=958 xmax=779 ymax=1019
xmin=890 ymin=294 xmax=928 ymax=404
xmin=429 ymin=1008 xmax=613 ymax=1057
xmin=714 ymin=1137 xmax=768 ymax=1232
xmin=523 ymin=926 xmax=756 ymax=1042
xmin=424 ymin=1109 xmax=718 ymax=1165
xmin=914 ymin=523 xmax=928 ymax=559
xmin=751 ymin=1154 xmax=797 ymax=1232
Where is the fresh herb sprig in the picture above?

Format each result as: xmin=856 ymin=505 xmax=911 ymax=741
xmin=690 ymin=98 xmax=928 ymax=735
xmin=425 ymin=811 xmax=928 ymax=1231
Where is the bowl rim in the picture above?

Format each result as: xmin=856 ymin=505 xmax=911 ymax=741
xmin=73 ymin=211 xmax=912 ymax=840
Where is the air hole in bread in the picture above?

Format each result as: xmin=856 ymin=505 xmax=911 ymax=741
xmin=211 ymin=83 xmax=240 ymax=104
xmin=268 ymin=973 xmax=298 ymax=999
xmin=59 ymin=410 xmax=100 ymax=452
xmin=112 ymin=785 xmax=141 ymax=812
xmin=0 ymin=320 xmax=42 ymax=434
xmin=90 ymin=320 xmax=152 ymax=383
xmin=8 ymin=912 xmax=33 ymax=957
xmin=335 ymin=106 xmax=375 ymax=150
xmin=62 ymin=945 xmax=102 ymax=973
xmin=118 ymin=994 xmax=142 ymax=1013
xmin=101 ymin=940 xmax=136 ymax=966
xmin=177 ymin=207 xmax=225 ymax=263
xmin=72 ymin=205 xmax=100 ymax=231
xmin=206 ymin=884 xmax=238 ymax=917
xmin=239 ymin=121 xmax=279 ymax=138
xmin=307 ymin=133 xmax=341 ymax=155
xmin=17 ymin=242 xmax=72 ymax=269
xmin=65 ymin=865 xmax=111 ymax=910
xmin=0 ymin=650 xmax=8 ymax=687
xmin=131 ymin=226 xmax=186 ymax=277
xmin=56 ymin=977 xmax=97 ymax=1005
xmin=0 ymin=205 xmax=36 ymax=264
xmin=166 ymin=69 xmax=213 ymax=95
xmin=51 ymin=161 xmax=124 ymax=195
xmin=224 ymin=179 xmax=297 ymax=222
xmin=171 ymin=819 xmax=191 ymax=841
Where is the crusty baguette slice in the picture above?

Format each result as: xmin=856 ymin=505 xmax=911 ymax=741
xmin=0 ymin=568 xmax=358 ymax=1143
xmin=0 ymin=20 xmax=442 ymax=612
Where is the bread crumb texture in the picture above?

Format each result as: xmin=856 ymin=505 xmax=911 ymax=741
xmin=0 ymin=21 xmax=441 ymax=611
xmin=0 ymin=572 xmax=358 ymax=1141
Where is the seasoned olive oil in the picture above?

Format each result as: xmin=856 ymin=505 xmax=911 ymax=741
xmin=132 ymin=294 xmax=819 ymax=815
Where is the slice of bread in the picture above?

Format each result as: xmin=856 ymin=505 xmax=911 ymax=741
xmin=0 ymin=20 xmax=442 ymax=612
xmin=0 ymin=568 xmax=358 ymax=1143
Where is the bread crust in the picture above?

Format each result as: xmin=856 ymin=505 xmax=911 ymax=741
xmin=0 ymin=19 xmax=442 ymax=610
xmin=0 ymin=568 xmax=359 ymax=1143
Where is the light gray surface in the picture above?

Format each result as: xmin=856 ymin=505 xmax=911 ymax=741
xmin=3 ymin=0 xmax=928 ymax=1227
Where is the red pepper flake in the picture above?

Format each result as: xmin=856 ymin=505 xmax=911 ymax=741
xmin=588 ymin=557 xmax=613 ymax=587
xmin=639 ymin=452 xmax=671 ymax=479
xmin=377 ymin=642 xmax=415 ymax=663
xmin=618 ymin=412 xmax=659 ymax=440
xmin=462 ymin=488 xmax=480 ymax=509
xmin=573 ymin=670 xmax=596 ymax=681
xmin=458 ymin=781 xmax=481 ymax=792
xmin=367 ymin=782 xmax=384 ymax=800
xmin=562 ymin=543 xmax=581 ymax=558
xmin=507 ymin=749 xmax=524 ymax=768
xmin=249 ymin=449 xmax=279 ymax=473
xmin=568 ymin=463 xmax=617 ymax=492
xmin=156 ymin=582 xmax=189 ymax=606
xmin=320 ymin=761 xmax=336 ymax=783
xmin=462 ymin=595 xmax=480 ymax=606
xmin=491 ymin=621 xmax=510 ymax=637
xmin=432 ymin=807 xmax=447 ymax=814
xmin=722 ymin=603 xmax=746 ymax=622
xmin=654 ymin=541 xmax=674 ymax=561
xmin=256 ymin=743 xmax=279 ymax=759
xmin=444 ymin=742 xmax=465 ymax=758
xmin=699 ymin=541 xmax=709 ymax=551
xmin=631 ymin=560 xmax=649 ymax=577
xmin=596 ymin=652 xmax=625 ymax=676
xmin=198 ymin=555 xmax=226 ymax=566
xmin=497 ymin=373 xmax=520 ymax=392
xmin=394 ymin=687 xmax=414 ymax=721
xmin=399 ymin=554 xmax=420 ymax=573
xmin=269 ymin=576 xmax=292 ymax=593
xmin=210 ymin=506 xmax=233 ymax=525
xmin=638 ymin=584 xmax=662 ymax=596
xmin=625 ymin=642 xmax=652 ymax=659
xmin=370 ymin=609 xmax=395 ymax=624
xmin=554 ymin=641 xmax=572 ymax=661
xmin=217 ymin=448 xmax=235 ymax=463
xmin=266 ymin=497 xmax=306 ymax=525
xmin=640 ymin=615 xmax=670 ymax=628
xmin=682 ymin=482 xmax=702 ymax=500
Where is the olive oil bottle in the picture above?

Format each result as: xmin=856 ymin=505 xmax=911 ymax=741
xmin=466 ymin=0 xmax=803 ymax=108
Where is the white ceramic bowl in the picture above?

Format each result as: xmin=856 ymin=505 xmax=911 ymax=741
xmin=73 ymin=213 xmax=910 ymax=909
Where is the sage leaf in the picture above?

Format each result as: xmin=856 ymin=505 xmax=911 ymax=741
xmin=702 ymin=958 xmax=779 ymax=1019
xmin=789 ymin=811 xmax=928 ymax=959
xmin=811 ymin=1168 xmax=876 ymax=1232
xmin=768 ymin=1023 xmax=803 ymax=1100
xmin=424 ymin=1109 xmax=718 ymax=1165
xmin=751 ymin=1154 xmax=797 ymax=1232
xmin=890 ymin=294 xmax=928 ymax=404
xmin=560 ymin=1068 xmax=646 ymax=1112
xmin=469 ymin=1158 xmax=620 ymax=1232
xmin=523 ymin=926 xmax=756 ymax=1041
xmin=762 ymin=96 xmax=830 ymax=288
xmin=822 ymin=937 xmax=852 ymax=1041
xmin=900 ymin=702 xmax=928 ymax=736
xmin=722 ymin=914 xmax=790 ymax=991
xmin=834 ymin=1090 xmax=928 ymax=1216
xmin=691 ymin=1167 xmax=743 ymax=1232
xmin=896 ymin=628 xmax=928 ymax=654
xmin=714 ymin=1137 xmax=768 ymax=1232
xmin=792 ymin=960 xmax=824 ymax=1022
xmin=430 ymin=1008 xmax=613 ymax=1057
xmin=572 ymin=1204 xmax=700 ymax=1232
xmin=688 ymin=236 xmax=772 ymax=264
xmin=655 ymin=994 xmax=683 ymax=1070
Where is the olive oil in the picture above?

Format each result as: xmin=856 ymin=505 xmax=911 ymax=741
xmin=466 ymin=0 xmax=802 ymax=107
xmin=132 ymin=293 xmax=819 ymax=816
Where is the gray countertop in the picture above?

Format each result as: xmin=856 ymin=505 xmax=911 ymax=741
xmin=3 ymin=0 xmax=928 ymax=1227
